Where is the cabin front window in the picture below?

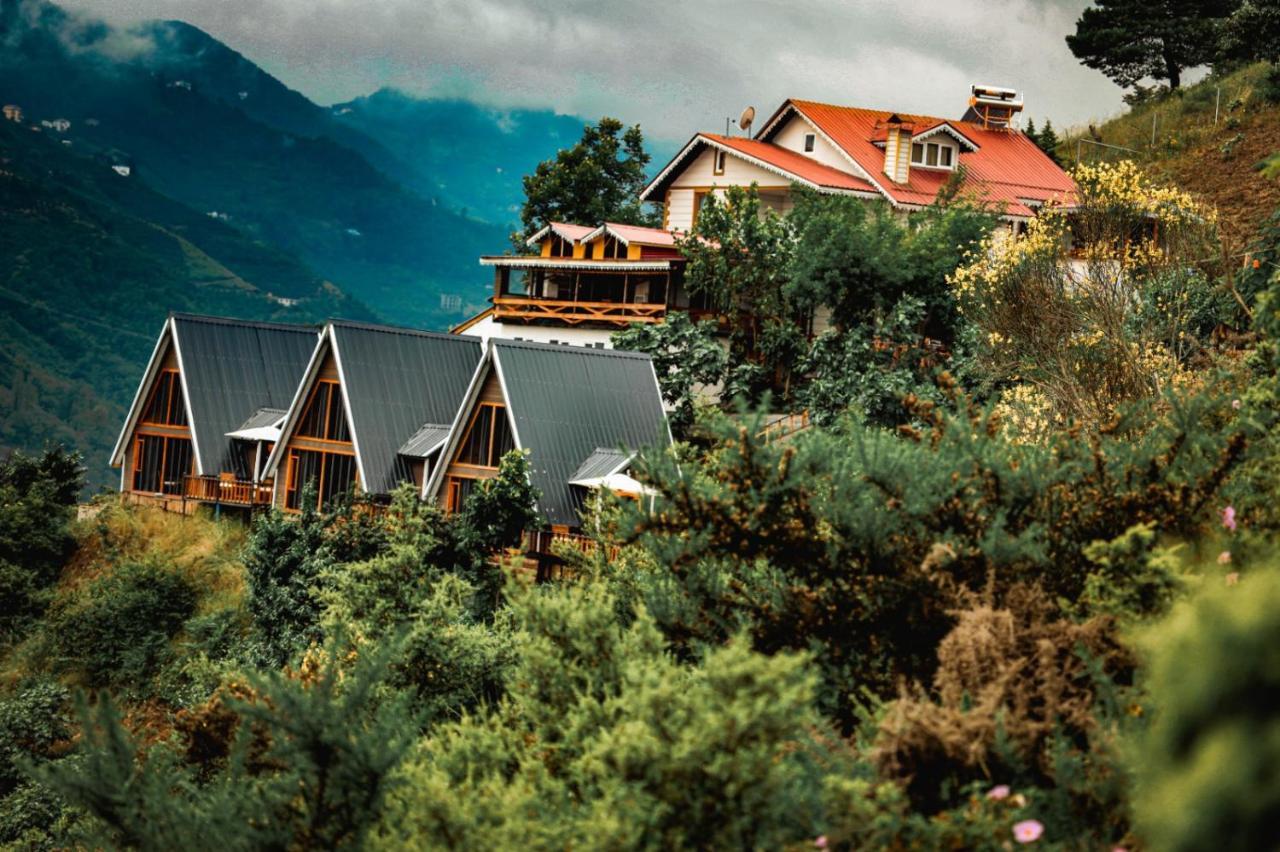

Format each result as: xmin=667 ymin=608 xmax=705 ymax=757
xmin=141 ymin=369 xmax=188 ymax=427
xmin=131 ymin=434 xmax=193 ymax=495
xmin=443 ymin=403 xmax=514 ymax=514
xmin=285 ymin=448 xmax=357 ymax=512
xmin=296 ymin=379 xmax=351 ymax=443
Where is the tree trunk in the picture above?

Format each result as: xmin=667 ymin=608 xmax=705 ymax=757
xmin=1163 ymin=44 xmax=1182 ymax=89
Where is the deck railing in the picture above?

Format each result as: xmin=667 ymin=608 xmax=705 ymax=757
xmin=184 ymin=475 xmax=274 ymax=506
xmin=758 ymin=410 xmax=812 ymax=443
xmin=522 ymin=528 xmax=621 ymax=561
xmin=493 ymin=296 xmax=665 ymax=326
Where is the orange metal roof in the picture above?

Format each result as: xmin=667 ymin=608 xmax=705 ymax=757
xmin=599 ymin=222 xmax=678 ymax=246
xmin=775 ymin=99 xmax=1076 ymax=214
xmin=547 ymin=222 xmax=596 ymax=242
xmin=700 ymin=133 xmax=878 ymax=193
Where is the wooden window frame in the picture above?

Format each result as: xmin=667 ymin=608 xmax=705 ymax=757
xmin=296 ymin=379 xmax=351 ymax=445
xmin=283 ymin=445 xmax=359 ymax=513
xmin=712 ymin=149 xmax=726 ymax=176
xmin=130 ymin=432 xmax=192 ymax=495
xmin=455 ymin=402 xmax=509 ymax=470
xmin=140 ymin=369 xmax=188 ymax=427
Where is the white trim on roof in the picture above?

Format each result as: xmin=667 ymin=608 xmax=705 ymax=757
xmin=525 ymin=222 xmax=592 ymax=247
xmin=169 ymin=320 xmax=204 ymax=476
xmin=911 ymin=122 xmax=980 ymax=151
xmin=261 ymin=328 xmax=330 ymax=486
xmin=109 ymin=318 xmax=171 ymax=468
xmin=480 ymin=256 xmax=675 ymax=271
xmin=327 ymin=327 xmax=369 ymax=493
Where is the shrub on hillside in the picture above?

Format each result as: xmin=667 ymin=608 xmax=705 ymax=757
xmin=1132 ymin=568 xmax=1280 ymax=852
xmin=0 ymin=446 xmax=84 ymax=645
xmin=47 ymin=561 xmax=197 ymax=691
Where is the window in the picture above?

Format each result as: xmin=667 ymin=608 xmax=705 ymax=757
xmin=713 ymin=149 xmax=726 ymax=175
xmin=803 ymin=133 xmax=815 ymax=153
xmin=550 ymin=234 xmax=573 ymax=257
xmin=285 ymin=448 xmax=357 ymax=512
xmin=456 ymin=403 xmax=513 ymax=469
xmin=141 ymin=369 xmax=188 ymax=427
xmin=131 ymin=435 xmax=192 ymax=495
xmin=692 ymin=190 xmax=709 ymax=228
xmin=443 ymin=475 xmax=478 ymax=513
xmin=296 ymin=380 xmax=350 ymax=443
xmin=910 ymin=140 xmax=955 ymax=170
xmin=599 ymin=236 xmax=627 ymax=259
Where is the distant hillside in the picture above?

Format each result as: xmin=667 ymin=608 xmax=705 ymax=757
xmin=0 ymin=0 xmax=508 ymax=328
xmin=1064 ymin=63 xmax=1280 ymax=250
xmin=331 ymin=91 xmax=604 ymax=227
xmin=0 ymin=119 xmax=369 ymax=490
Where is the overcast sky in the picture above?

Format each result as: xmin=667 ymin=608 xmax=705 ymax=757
xmin=59 ymin=0 xmax=1130 ymax=142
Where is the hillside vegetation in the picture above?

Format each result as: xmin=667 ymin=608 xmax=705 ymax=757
xmin=1065 ymin=62 xmax=1280 ymax=249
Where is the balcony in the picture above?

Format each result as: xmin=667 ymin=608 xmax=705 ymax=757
xmin=184 ymin=474 xmax=274 ymax=507
xmin=522 ymin=528 xmax=621 ymax=561
xmin=493 ymin=295 xmax=665 ymax=327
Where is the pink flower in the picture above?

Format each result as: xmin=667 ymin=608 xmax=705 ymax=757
xmin=987 ymin=784 xmax=1012 ymax=800
xmin=814 ymin=836 xmax=828 ymax=849
xmin=1222 ymin=506 xmax=1237 ymax=532
xmin=1013 ymin=820 xmax=1044 ymax=843
xmin=1232 ymin=399 xmax=1242 ymax=410
xmin=1218 ymin=551 xmax=1232 ymax=565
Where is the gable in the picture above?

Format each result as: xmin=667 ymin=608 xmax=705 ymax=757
xmin=671 ymin=145 xmax=793 ymax=190
xmin=769 ymin=112 xmax=854 ymax=172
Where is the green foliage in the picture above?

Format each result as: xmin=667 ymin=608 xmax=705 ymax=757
xmin=0 ymin=446 xmax=83 ymax=645
xmin=1080 ymin=523 xmax=1186 ymax=619
xmin=457 ymin=449 xmax=541 ymax=618
xmin=1133 ymin=567 xmax=1280 ymax=852
xmin=1220 ymin=1 xmax=1280 ymax=63
xmin=38 ymin=634 xmax=419 ymax=851
xmin=1065 ymin=0 xmax=1241 ymax=90
xmin=516 ymin=117 xmax=658 ymax=246
xmin=243 ymin=491 xmax=387 ymax=667
xmin=1026 ymin=118 xmax=1064 ymax=166
xmin=612 ymin=312 xmax=726 ymax=438
xmin=377 ymin=582 xmax=831 ymax=850
xmin=625 ymin=388 xmax=1247 ymax=727
xmin=47 ymin=561 xmax=197 ymax=692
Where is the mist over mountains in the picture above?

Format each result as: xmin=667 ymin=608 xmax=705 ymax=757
xmin=0 ymin=0 xmax=661 ymax=485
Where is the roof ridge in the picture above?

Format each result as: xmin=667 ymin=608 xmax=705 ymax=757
xmin=493 ymin=338 xmax=654 ymax=361
xmin=169 ymin=313 xmax=320 ymax=333
xmin=328 ymin=318 xmax=483 ymax=344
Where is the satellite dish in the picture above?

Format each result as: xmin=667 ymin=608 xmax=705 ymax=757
xmin=738 ymin=105 xmax=756 ymax=134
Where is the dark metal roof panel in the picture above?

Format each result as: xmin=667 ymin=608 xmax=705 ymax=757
xmin=332 ymin=322 xmax=483 ymax=493
xmin=172 ymin=315 xmax=318 ymax=475
xmin=236 ymin=407 xmax=288 ymax=431
xmin=570 ymin=447 xmax=634 ymax=482
xmin=493 ymin=340 xmax=669 ymax=527
xmin=399 ymin=423 xmax=453 ymax=458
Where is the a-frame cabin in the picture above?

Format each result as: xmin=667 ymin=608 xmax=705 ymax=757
xmin=110 ymin=314 xmax=319 ymax=512
xmin=263 ymin=320 xmax=483 ymax=512
xmin=425 ymin=339 xmax=671 ymax=551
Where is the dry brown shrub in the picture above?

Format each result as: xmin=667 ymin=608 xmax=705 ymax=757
xmin=873 ymin=585 xmax=1133 ymax=806
xmin=173 ymin=680 xmax=275 ymax=775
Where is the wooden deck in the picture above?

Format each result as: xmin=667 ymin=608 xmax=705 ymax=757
xmin=184 ymin=475 xmax=274 ymax=507
xmin=493 ymin=296 xmax=665 ymax=326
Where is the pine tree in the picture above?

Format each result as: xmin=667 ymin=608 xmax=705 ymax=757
xmin=1037 ymin=119 xmax=1063 ymax=165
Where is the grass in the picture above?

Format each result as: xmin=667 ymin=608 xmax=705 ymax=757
xmin=1059 ymin=63 xmax=1280 ymax=248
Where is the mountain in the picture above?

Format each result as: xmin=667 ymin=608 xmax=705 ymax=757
xmin=330 ymin=91 xmax=595 ymax=226
xmin=0 ymin=0 xmax=508 ymax=328
xmin=0 ymin=118 xmax=373 ymax=489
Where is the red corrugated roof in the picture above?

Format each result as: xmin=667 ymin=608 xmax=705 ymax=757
xmin=602 ymin=222 xmax=678 ymax=246
xmin=770 ymin=99 xmax=1076 ymax=213
xmin=700 ymin=133 xmax=878 ymax=193
xmin=548 ymin=222 xmax=597 ymax=242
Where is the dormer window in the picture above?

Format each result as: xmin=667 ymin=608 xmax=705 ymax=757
xmin=803 ymin=133 xmax=815 ymax=152
xmin=911 ymin=141 xmax=955 ymax=169
xmin=713 ymin=149 xmax=726 ymax=176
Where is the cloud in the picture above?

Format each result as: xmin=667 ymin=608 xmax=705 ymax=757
xmin=56 ymin=0 xmax=1127 ymax=140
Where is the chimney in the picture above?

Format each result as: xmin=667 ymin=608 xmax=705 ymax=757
xmin=882 ymin=114 xmax=911 ymax=184
xmin=965 ymin=84 xmax=1023 ymax=129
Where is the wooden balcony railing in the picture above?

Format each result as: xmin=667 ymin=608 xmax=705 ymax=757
xmin=758 ymin=411 xmax=812 ymax=443
xmin=494 ymin=296 xmax=665 ymax=326
xmin=184 ymin=474 xmax=274 ymax=506
xmin=522 ymin=528 xmax=621 ymax=561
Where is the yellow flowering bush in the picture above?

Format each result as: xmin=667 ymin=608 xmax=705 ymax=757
xmin=949 ymin=160 xmax=1222 ymax=431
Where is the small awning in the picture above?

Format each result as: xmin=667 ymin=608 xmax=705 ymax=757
xmin=225 ymin=407 xmax=287 ymax=442
xmin=399 ymin=422 xmax=453 ymax=459
xmin=569 ymin=471 xmax=654 ymax=496
xmin=570 ymin=447 xmax=634 ymax=483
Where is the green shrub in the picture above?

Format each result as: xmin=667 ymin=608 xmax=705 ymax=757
xmin=47 ymin=561 xmax=197 ymax=691
xmin=1132 ymin=568 xmax=1280 ymax=852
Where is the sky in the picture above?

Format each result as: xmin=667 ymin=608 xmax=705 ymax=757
xmin=58 ymin=0 xmax=1131 ymax=142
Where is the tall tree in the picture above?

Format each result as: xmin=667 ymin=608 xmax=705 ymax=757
xmin=515 ymin=117 xmax=658 ymax=248
xmin=1066 ymin=0 xmax=1241 ymax=90
xmin=1219 ymin=0 xmax=1280 ymax=64
xmin=1035 ymin=119 xmax=1063 ymax=166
